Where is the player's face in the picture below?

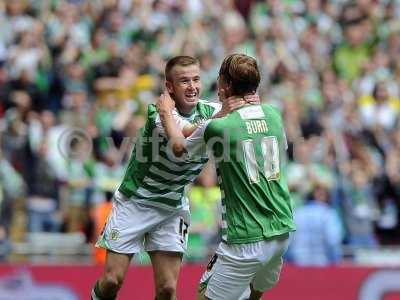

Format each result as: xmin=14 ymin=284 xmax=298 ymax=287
xmin=166 ymin=64 xmax=201 ymax=114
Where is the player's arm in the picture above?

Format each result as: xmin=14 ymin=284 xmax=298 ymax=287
xmin=157 ymin=93 xmax=188 ymax=157
xmin=154 ymin=104 xmax=192 ymax=138
xmin=179 ymin=93 xmax=261 ymax=137
xmin=182 ymin=123 xmax=198 ymax=137
xmin=157 ymin=93 xmax=210 ymax=158
xmin=175 ymin=97 xmax=243 ymax=138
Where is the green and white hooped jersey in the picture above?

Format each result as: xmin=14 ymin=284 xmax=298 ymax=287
xmin=184 ymin=104 xmax=296 ymax=244
xmin=118 ymin=100 xmax=221 ymax=209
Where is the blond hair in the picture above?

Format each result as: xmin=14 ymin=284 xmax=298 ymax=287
xmin=165 ymin=56 xmax=199 ymax=81
xmin=219 ymin=54 xmax=260 ymax=95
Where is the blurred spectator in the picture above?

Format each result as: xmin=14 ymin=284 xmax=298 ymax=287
xmin=288 ymin=182 xmax=343 ymax=266
xmin=334 ymin=4 xmax=373 ymax=82
xmin=0 ymin=225 xmax=11 ymax=261
xmin=91 ymin=191 xmax=113 ymax=265
xmin=340 ymin=159 xmax=379 ymax=248
xmin=26 ymin=141 xmax=61 ymax=233
xmin=358 ymin=81 xmax=400 ymax=130
xmin=0 ymin=145 xmax=26 ymax=256
xmin=61 ymin=135 xmax=94 ymax=234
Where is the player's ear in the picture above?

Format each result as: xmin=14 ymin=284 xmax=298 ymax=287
xmin=165 ymin=80 xmax=174 ymax=94
xmin=225 ymin=81 xmax=234 ymax=98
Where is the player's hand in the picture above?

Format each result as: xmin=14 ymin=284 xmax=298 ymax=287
xmin=219 ymin=95 xmax=246 ymax=117
xmin=156 ymin=90 xmax=175 ymax=115
xmin=244 ymin=93 xmax=260 ymax=105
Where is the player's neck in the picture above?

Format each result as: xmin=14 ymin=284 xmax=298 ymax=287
xmin=176 ymin=106 xmax=196 ymax=117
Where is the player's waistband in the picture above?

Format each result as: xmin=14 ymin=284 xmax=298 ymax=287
xmin=222 ymin=232 xmax=290 ymax=245
xmin=114 ymin=190 xmax=190 ymax=212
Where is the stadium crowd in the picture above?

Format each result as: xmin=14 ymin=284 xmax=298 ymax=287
xmin=0 ymin=0 xmax=400 ymax=265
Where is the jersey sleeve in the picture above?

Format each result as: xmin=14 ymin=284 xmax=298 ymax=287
xmin=155 ymin=109 xmax=191 ymax=137
xmin=185 ymin=119 xmax=212 ymax=158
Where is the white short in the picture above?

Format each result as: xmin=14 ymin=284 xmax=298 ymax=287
xmin=199 ymin=233 xmax=290 ymax=300
xmin=95 ymin=191 xmax=190 ymax=254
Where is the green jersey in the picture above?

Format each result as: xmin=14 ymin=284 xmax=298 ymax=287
xmin=118 ymin=100 xmax=220 ymax=209
xmin=186 ymin=104 xmax=296 ymax=244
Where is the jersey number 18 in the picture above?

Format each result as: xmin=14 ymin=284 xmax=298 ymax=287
xmin=242 ymin=136 xmax=280 ymax=183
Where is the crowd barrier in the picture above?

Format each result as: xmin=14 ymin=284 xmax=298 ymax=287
xmin=0 ymin=264 xmax=399 ymax=299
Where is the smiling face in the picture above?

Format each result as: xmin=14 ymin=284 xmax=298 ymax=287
xmin=165 ymin=63 xmax=201 ymax=115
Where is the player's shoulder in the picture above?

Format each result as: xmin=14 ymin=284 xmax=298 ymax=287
xmin=204 ymin=115 xmax=225 ymax=135
xmin=147 ymin=103 xmax=157 ymax=114
xmin=203 ymin=118 xmax=221 ymax=142
xmin=235 ymin=103 xmax=281 ymax=122
xmin=198 ymin=99 xmax=222 ymax=111
xmin=145 ymin=104 xmax=159 ymax=128
xmin=261 ymin=103 xmax=281 ymax=113
xmin=198 ymin=99 xmax=221 ymax=106
xmin=261 ymin=103 xmax=283 ymax=119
